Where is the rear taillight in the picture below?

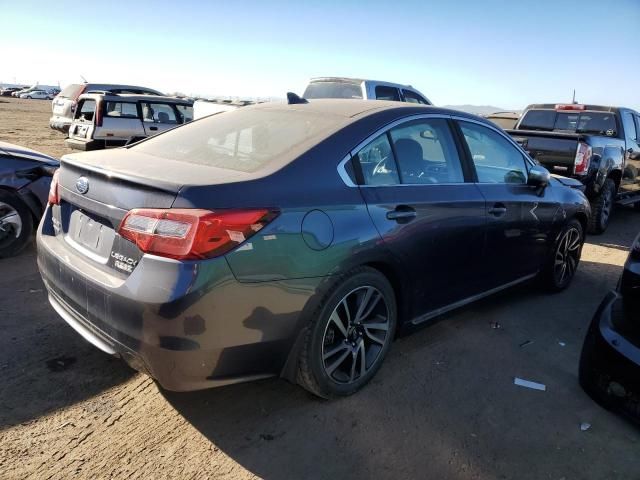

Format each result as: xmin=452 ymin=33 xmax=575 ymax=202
xmin=48 ymin=169 xmax=60 ymax=205
xmin=95 ymin=100 xmax=103 ymax=126
xmin=118 ymin=208 xmax=278 ymax=260
xmin=574 ymin=142 xmax=592 ymax=175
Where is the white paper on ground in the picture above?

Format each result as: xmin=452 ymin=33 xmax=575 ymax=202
xmin=514 ymin=377 xmax=547 ymax=391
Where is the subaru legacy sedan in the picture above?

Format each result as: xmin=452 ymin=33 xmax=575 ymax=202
xmin=37 ymin=99 xmax=590 ymax=397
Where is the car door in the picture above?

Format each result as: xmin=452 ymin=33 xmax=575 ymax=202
xmin=354 ymin=116 xmax=487 ymax=317
xmin=620 ymin=111 xmax=640 ymax=192
xmin=141 ymin=102 xmax=180 ymax=137
xmin=455 ymin=119 xmax=559 ymax=287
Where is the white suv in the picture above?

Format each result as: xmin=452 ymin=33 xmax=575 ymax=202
xmin=303 ymin=77 xmax=432 ymax=104
xmin=50 ymin=83 xmax=163 ymax=133
xmin=65 ymin=92 xmax=193 ymax=150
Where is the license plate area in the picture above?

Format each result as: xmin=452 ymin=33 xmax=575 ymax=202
xmin=65 ymin=209 xmax=115 ymax=263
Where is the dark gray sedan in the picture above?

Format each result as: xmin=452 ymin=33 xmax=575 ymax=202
xmin=37 ymin=99 xmax=590 ymax=397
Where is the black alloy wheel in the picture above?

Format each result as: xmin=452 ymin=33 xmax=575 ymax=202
xmin=297 ymin=267 xmax=397 ymax=398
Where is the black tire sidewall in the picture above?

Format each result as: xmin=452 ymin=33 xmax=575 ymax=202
xmin=307 ymin=269 xmax=397 ymax=397
xmin=546 ymin=219 xmax=584 ymax=291
xmin=0 ymin=191 xmax=34 ymax=258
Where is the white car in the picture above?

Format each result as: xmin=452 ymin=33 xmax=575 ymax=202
xmin=20 ymin=90 xmax=52 ymax=100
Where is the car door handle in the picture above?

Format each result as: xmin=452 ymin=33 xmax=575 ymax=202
xmin=386 ymin=207 xmax=416 ymax=222
xmin=488 ymin=204 xmax=507 ymax=216
xmin=149 ymin=126 xmax=158 ymax=131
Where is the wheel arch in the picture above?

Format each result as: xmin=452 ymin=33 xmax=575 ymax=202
xmin=608 ymin=169 xmax=622 ymax=191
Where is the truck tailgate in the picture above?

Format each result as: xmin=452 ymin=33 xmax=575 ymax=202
xmin=506 ymin=129 xmax=583 ymax=175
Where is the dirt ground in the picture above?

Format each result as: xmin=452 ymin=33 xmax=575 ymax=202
xmin=0 ymin=97 xmax=639 ymax=479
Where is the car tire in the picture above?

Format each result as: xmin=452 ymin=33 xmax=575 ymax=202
xmin=588 ymin=178 xmax=616 ymax=234
xmin=540 ymin=219 xmax=584 ymax=292
xmin=0 ymin=191 xmax=34 ymax=258
xmin=296 ymin=267 xmax=397 ymax=398
xmin=26 ymin=96 xmax=32 ymax=99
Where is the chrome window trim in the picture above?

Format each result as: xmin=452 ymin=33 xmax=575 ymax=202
xmin=337 ymin=154 xmax=357 ymax=187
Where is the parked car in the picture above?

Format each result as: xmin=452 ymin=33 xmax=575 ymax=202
xmin=193 ymin=99 xmax=258 ymax=120
xmin=0 ymin=142 xmax=59 ymax=257
xmin=0 ymin=87 xmax=24 ymax=97
xmin=37 ymin=99 xmax=590 ymax=397
xmin=485 ymin=111 xmax=520 ymax=129
xmin=580 ymin=232 xmax=640 ymax=425
xmin=20 ymin=90 xmax=52 ymax=100
xmin=303 ymin=77 xmax=432 ymax=105
xmin=65 ymin=92 xmax=193 ymax=150
xmin=12 ymin=88 xmax=31 ymax=97
xmin=507 ymin=103 xmax=640 ymax=233
xmin=50 ymin=83 xmax=163 ymax=133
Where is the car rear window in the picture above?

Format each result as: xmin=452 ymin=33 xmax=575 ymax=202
xmin=519 ymin=109 xmax=618 ymax=135
xmin=76 ymin=99 xmax=96 ymax=121
xmin=58 ymin=84 xmax=85 ymax=99
xmin=303 ymin=82 xmax=363 ymax=99
xmin=133 ymin=107 xmax=343 ymax=173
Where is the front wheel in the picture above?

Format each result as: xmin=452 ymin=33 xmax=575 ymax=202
xmin=540 ymin=219 xmax=584 ymax=292
xmin=588 ymin=179 xmax=616 ymax=234
xmin=0 ymin=191 xmax=34 ymax=258
xmin=296 ymin=267 xmax=397 ymax=398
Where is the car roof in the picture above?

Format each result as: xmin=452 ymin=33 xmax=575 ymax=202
xmin=77 ymin=93 xmax=193 ymax=104
xmin=248 ymin=98 xmax=483 ymax=123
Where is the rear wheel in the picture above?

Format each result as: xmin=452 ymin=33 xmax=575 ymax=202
xmin=588 ymin=179 xmax=616 ymax=234
xmin=540 ymin=219 xmax=584 ymax=292
xmin=297 ymin=267 xmax=397 ymax=398
xmin=0 ymin=191 xmax=33 ymax=258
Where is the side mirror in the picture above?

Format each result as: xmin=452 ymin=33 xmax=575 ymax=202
xmin=527 ymin=165 xmax=551 ymax=187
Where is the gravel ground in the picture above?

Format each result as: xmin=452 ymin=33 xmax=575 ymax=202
xmin=0 ymin=97 xmax=639 ymax=479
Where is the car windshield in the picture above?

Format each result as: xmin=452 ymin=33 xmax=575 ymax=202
xmin=519 ymin=109 xmax=618 ymax=135
xmin=303 ymin=82 xmax=363 ymax=99
xmin=133 ymin=107 xmax=344 ymax=173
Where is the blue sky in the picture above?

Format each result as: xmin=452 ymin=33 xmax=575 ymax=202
xmin=2 ymin=0 xmax=638 ymax=109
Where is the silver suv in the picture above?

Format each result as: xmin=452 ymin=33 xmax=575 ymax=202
xmin=50 ymin=83 xmax=163 ymax=133
xmin=303 ymin=77 xmax=432 ymax=104
xmin=65 ymin=92 xmax=193 ymax=150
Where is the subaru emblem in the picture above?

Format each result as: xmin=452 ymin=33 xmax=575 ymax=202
xmin=75 ymin=176 xmax=89 ymax=195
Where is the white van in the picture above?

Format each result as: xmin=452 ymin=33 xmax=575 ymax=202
xmin=65 ymin=92 xmax=193 ymax=150
xmin=51 ymin=83 xmax=163 ymax=133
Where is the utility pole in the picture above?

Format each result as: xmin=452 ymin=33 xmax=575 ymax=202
xmin=572 ymin=89 xmax=577 ymax=104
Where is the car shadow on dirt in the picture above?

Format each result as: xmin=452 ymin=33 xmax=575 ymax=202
xmin=0 ymin=244 xmax=134 ymax=430
xmin=161 ymin=253 xmax=636 ymax=480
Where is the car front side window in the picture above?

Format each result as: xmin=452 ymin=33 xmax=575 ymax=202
xmin=459 ymin=121 xmax=528 ymax=184
xmin=389 ymin=119 xmax=464 ymax=184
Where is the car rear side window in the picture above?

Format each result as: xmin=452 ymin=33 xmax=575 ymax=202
xmin=389 ymin=119 xmax=464 ymax=184
xmin=518 ymin=110 xmax=557 ymax=130
xmin=175 ymin=104 xmax=193 ymax=123
xmin=375 ymin=86 xmax=400 ymax=101
xmin=402 ymin=90 xmax=429 ymax=105
xmin=105 ymin=102 xmax=139 ymax=119
xmin=459 ymin=121 xmax=528 ymax=184
xmin=76 ymin=99 xmax=96 ymax=122
xmin=141 ymin=103 xmax=178 ymax=124
xmin=133 ymin=108 xmax=343 ymax=173
xmin=355 ymin=134 xmax=399 ymax=186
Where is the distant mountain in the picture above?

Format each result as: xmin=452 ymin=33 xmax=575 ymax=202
xmin=442 ymin=105 xmax=516 ymax=116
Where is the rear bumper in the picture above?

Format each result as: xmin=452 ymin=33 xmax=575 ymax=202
xmin=65 ymin=137 xmax=104 ymax=151
xmin=36 ymin=210 xmax=316 ymax=391
xmin=579 ymin=291 xmax=640 ymax=424
xmin=49 ymin=117 xmax=71 ymax=133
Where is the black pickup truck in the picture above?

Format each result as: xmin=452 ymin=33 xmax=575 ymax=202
xmin=507 ymin=104 xmax=640 ymax=233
